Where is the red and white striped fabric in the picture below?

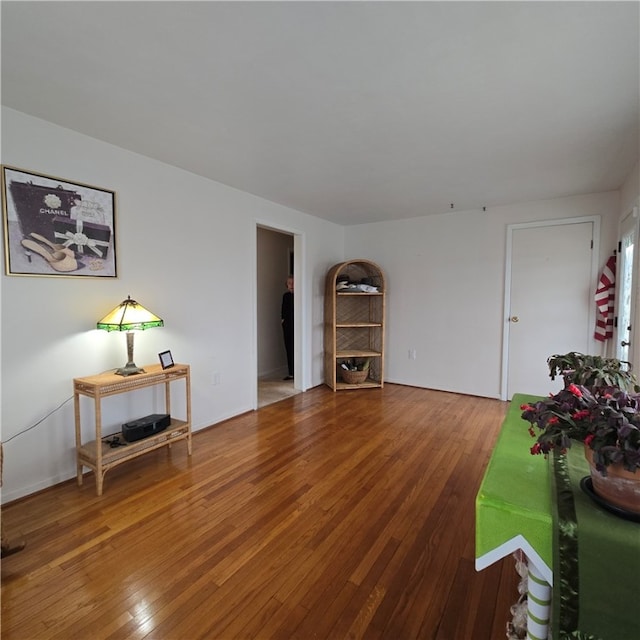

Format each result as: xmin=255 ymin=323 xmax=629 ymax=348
xmin=594 ymin=253 xmax=616 ymax=342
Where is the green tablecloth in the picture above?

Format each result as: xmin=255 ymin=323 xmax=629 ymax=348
xmin=476 ymin=393 xmax=553 ymax=583
xmin=551 ymin=444 xmax=640 ymax=640
xmin=476 ymin=393 xmax=640 ymax=640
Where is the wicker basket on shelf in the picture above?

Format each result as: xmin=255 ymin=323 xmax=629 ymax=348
xmin=341 ymin=368 xmax=368 ymax=384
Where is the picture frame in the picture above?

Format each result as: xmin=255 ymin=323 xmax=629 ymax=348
xmin=159 ymin=350 xmax=174 ymax=369
xmin=1 ymin=165 xmax=117 ymax=277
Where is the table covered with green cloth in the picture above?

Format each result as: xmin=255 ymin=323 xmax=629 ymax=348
xmin=476 ymin=393 xmax=640 ymax=640
xmin=551 ymin=442 xmax=639 ymax=640
xmin=476 ymin=394 xmax=553 ymax=584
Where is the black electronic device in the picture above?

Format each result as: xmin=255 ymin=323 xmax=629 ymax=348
xmin=122 ymin=413 xmax=171 ymax=443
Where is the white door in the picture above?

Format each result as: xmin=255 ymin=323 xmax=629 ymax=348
xmin=503 ymin=219 xmax=597 ymax=399
xmin=615 ymin=212 xmax=637 ymax=365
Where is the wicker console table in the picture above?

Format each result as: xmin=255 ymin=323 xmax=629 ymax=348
xmin=73 ymin=363 xmax=192 ymax=495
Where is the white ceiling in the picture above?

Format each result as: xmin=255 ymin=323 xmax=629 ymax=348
xmin=2 ymin=1 xmax=639 ymax=225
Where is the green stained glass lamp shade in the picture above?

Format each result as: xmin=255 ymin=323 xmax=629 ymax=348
xmin=97 ymin=296 xmax=164 ymax=376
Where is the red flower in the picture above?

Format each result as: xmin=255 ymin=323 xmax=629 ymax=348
xmin=584 ymin=434 xmax=595 ymax=446
xmin=530 ymin=443 xmax=542 ymax=455
xmin=568 ymin=383 xmax=583 ymax=397
xmin=548 ymin=416 xmax=559 ymax=424
xmin=572 ymin=409 xmax=590 ymax=420
xmin=520 ymin=404 xmax=532 ymax=411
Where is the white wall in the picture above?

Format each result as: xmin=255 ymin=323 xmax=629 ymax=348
xmin=620 ymin=160 xmax=639 ymax=217
xmin=345 ymin=192 xmax=620 ymax=398
xmin=0 ymin=107 xmax=344 ymax=501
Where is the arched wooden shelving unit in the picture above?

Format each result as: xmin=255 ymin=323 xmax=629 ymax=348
xmin=324 ymin=259 xmax=386 ymax=391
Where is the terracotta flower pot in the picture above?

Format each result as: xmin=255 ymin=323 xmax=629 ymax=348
xmin=584 ymin=446 xmax=640 ymax=513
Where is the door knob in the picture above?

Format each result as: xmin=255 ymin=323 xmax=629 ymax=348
xmin=621 ymin=340 xmax=630 ymax=347
xmin=510 ymin=316 xmax=519 ymax=323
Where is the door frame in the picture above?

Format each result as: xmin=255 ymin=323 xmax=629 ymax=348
xmin=500 ymin=216 xmax=601 ymax=400
xmin=252 ymin=220 xmax=306 ymax=409
xmin=617 ymin=205 xmax=640 ymax=367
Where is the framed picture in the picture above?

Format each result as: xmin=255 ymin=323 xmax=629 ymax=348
xmin=159 ymin=350 xmax=174 ymax=369
xmin=1 ymin=165 xmax=117 ymax=277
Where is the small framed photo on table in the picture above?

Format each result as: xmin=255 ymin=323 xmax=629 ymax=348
xmin=159 ymin=350 xmax=174 ymax=369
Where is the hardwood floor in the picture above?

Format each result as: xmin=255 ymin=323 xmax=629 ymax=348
xmin=1 ymin=384 xmax=517 ymax=640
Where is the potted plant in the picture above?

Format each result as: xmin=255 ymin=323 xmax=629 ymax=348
xmin=521 ymin=354 xmax=640 ymax=514
xmin=546 ymin=351 xmax=638 ymax=392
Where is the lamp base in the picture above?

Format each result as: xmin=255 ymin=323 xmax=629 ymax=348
xmin=115 ymin=363 xmax=145 ymax=377
xmin=115 ymin=332 xmax=145 ymax=376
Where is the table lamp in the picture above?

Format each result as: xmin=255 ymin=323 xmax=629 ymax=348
xmin=97 ymin=295 xmax=164 ymax=376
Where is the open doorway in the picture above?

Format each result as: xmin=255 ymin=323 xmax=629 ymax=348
xmin=256 ymin=226 xmax=301 ymax=408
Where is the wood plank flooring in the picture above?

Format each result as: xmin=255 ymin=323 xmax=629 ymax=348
xmin=1 ymin=383 xmax=517 ymax=639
